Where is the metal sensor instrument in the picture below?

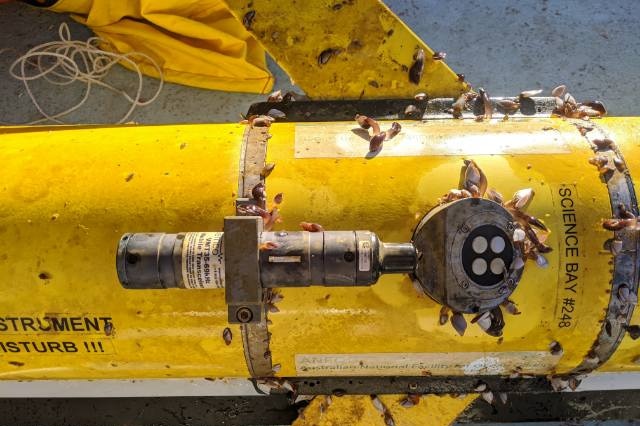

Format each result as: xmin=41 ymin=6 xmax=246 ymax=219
xmin=116 ymin=199 xmax=525 ymax=323
xmin=116 ymin=216 xmax=416 ymax=323
xmin=117 ymin=226 xmax=415 ymax=290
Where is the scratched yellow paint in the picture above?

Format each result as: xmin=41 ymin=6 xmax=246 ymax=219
xmin=0 ymin=124 xmax=246 ymax=379
xmin=265 ymin=117 xmax=630 ymax=377
xmin=293 ymin=394 xmax=478 ymax=426
xmin=222 ymin=0 xmax=468 ymax=99
xmin=0 ymin=117 xmax=637 ymax=379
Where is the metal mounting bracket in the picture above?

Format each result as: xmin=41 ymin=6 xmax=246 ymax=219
xmin=224 ymin=216 xmax=264 ymax=324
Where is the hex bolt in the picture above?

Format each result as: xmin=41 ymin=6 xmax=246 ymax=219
xmin=236 ymin=307 xmax=254 ymax=323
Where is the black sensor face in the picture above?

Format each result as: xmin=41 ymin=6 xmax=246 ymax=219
xmin=412 ymin=197 xmax=524 ymax=313
xmin=461 ymin=225 xmax=513 ymax=287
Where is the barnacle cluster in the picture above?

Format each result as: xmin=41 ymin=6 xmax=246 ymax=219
xmin=354 ymin=114 xmax=401 ymax=152
xmin=437 ymin=159 xmax=552 ymax=337
xmin=551 ymin=85 xmax=606 ymax=119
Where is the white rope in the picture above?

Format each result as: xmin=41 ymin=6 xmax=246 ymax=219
xmin=4 ymin=23 xmax=163 ymax=125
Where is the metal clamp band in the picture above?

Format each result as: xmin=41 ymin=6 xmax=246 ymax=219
xmin=258 ymin=375 xmax=553 ymax=395
xmin=236 ymin=125 xmax=273 ymax=377
xmin=238 ymin=126 xmax=269 ymax=202
xmin=245 ymin=96 xmax=558 ymax=122
xmin=572 ymin=120 xmax=639 ymax=373
xmin=241 ymin=314 xmax=273 ymax=379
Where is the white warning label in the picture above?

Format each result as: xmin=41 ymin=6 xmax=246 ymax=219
xmin=295 ymin=351 xmax=560 ymax=376
xmin=358 ymin=240 xmax=371 ymax=272
xmin=181 ymin=232 xmax=225 ymax=289
xmin=268 ymin=256 xmax=302 ymax=263
xmin=294 ymin=121 xmax=571 ymax=158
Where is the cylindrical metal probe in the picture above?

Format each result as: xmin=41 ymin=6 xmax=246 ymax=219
xmin=116 ymin=231 xmax=416 ymax=290
xmin=380 ymin=242 xmax=417 ymax=273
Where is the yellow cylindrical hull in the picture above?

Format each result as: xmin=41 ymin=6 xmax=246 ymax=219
xmin=0 ymin=117 xmax=637 ymax=379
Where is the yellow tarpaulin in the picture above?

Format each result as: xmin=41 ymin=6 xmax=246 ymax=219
xmin=47 ymin=0 xmax=274 ymax=93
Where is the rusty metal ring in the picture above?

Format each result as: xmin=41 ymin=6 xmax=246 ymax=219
xmin=237 ymin=125 xmax=273 ymax=378
xmin=571 ymin=120 xmax=639 ymax=374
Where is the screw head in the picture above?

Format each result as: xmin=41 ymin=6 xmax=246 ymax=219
xmin=460 ymin=280 xmax=469 ymax=289
xmin=461 ymin=225 xmax=470 ymax=233
xmin=507 ymin=222 xmax=515 ymax=231
xmin=236 ymin=307 xmax=253 ymax=323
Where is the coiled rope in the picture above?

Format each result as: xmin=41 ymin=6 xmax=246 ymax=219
xmin=4 ymin=23 xmax=163 ymax=125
